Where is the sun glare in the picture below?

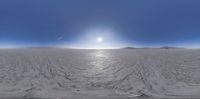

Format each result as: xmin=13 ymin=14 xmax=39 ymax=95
xmin=97 ymin=37 xmax=103 ymax=43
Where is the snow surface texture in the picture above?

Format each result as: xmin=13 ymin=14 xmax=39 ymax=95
xmin=0 ymin=48 xmax=200 ymax=98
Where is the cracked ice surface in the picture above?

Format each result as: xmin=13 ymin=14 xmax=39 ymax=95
xmin=0 ymin=48 xmax=200 ymax=98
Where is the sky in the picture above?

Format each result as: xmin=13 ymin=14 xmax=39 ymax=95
xmin=0 ymin=0 xmax=200 ymax=48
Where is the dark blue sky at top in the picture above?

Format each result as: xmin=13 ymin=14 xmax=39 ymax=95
xmin=0 ymin=0 xmax=200 ymax=48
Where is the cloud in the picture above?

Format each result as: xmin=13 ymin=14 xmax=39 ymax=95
xmin=57 ymin=36 xmax=63 ymax=40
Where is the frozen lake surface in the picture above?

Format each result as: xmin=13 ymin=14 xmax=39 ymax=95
xmin=0 ymin=48 xmax=200 ymax=98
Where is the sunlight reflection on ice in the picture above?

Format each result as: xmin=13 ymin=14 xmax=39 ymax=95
xmin=94 ymin=50 xmax=107 ymax=58
xmin=90 ymin=50 xmax=110 ymax=73
xmin=86 ymin=50 xmax=115 ymax=83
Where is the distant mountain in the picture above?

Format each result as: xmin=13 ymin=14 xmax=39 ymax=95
xmin=121 ymin=46 xmax=184 ymax=49
xmin=121 ymin=47 xmax=137 ymax=49
xmin=160 ymin=46 xmax=183 ymax=49
xmin=25 ymin=47 xmax=56 ymax=49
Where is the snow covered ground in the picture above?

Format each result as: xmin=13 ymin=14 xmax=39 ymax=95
xmin=0 ymin=48 xmax=200 ymax=98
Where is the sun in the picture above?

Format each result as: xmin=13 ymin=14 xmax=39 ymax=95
xmin=97 ymin=37 xmax=103 ymax=43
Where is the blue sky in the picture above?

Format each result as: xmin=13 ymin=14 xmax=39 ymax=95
xmin=0 ymin=0 xmax=200 ymax=48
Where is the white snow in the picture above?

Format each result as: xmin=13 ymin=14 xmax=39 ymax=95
xmin=0 ymin=48 xmax=200 ymax=98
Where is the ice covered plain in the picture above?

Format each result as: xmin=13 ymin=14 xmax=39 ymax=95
xmin=1 ymin=48 xmax=200 ymax=98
